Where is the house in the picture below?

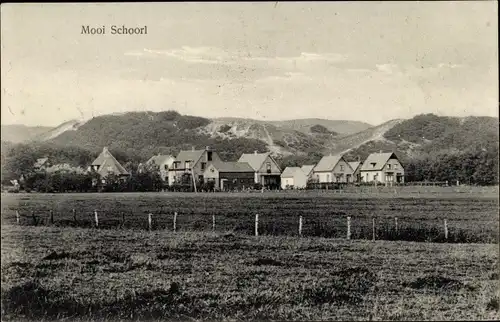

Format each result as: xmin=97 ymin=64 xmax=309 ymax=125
xmin=142 ymin=154 xmax=175 ymax=182
xmin=168 ymin=146 xmax=221 ymax=186
xmin=90 ymin=147 xmax=129 ymax=180
xmin=313 ymin=154 xmax=354 ymax=183
xmin=238 ymin=151 xmax=282 ymax=189
xmin=281 ymin=166 xmax=309 ymax=189
xmin=203 ymin=161 xmax=254 ymax=191
xmin=348 ymin=161 xmax=363 ymax=183
xmin=360 ymin=152 xmax=404 ymax=184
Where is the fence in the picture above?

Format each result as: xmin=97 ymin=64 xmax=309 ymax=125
xmin=7 ymin=208 xmax=495 ymax=244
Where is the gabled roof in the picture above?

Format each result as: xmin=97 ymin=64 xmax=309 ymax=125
xmin=348 ymin=161 xmax=362 ymax=172
xmin=281 ymin=167 xmax=304 ymax=178
xmin=301 ymin=165 xmax=315 ymax=176
xmin=174 ymin=150 xmax=205 ymax=167
xmin=147 ymin=154 xmax=175 ymax=166
xmin=238 ymin=152 xmax=271 ymax=171
xmin=211 ymin=161 xmax=254 ymax=173
xmin=92 ymin=147 xmax=129 ymax=176
xmin=360 ymin=152 xmax=397 ymax=171
xmin=314 ymin=155 xmax=349 ymax=172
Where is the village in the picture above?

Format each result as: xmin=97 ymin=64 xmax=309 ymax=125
xmin=26 ymin=146 xmax=406 ymax=192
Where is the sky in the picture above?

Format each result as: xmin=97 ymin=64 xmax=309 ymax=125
xmin=1 ymin=2 xmax=498 ymax=127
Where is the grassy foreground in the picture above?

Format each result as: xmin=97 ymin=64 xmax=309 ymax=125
xmin=1 ymin=225 xmax=499 ymax=321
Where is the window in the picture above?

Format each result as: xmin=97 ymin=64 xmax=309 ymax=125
xmin=185 ymin=161 xmax=191 ymax=169
xmin=164 ymin=164 xmax=168 ymax=170
xmin=326 ymin=174 xmax=330 ymax=182
xmin=266 ymin=162 xmax=271 ymax=170
xmin=207 ymin=151 xmax=213 ymax=161
xmin=387 ymin=164 xmax=391 ymax=169
xmin=201 ymin=162 xmax=206 ymax=170
xmin=107 ymin=166 xmax=113 ymax=173
xmin=173 ymin=162 xmax=178 ymax=169
xmin=340 ymin=165 xmax=344 ymax=171
xmin=394 ymin=164 xmax=398 ymax=170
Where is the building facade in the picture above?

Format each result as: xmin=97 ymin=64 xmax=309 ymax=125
xmin=360 ymin=152 xmax=405 ymax=184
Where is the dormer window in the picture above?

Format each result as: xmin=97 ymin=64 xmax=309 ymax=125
xmin=371 ymin=163 xmax=376 ymax=168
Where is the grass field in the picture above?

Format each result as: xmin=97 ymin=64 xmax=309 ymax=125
xmin=1 ymin=225 xmax=499 ymax=321
xmin=1 ymin=190 xmax=498 ymax=243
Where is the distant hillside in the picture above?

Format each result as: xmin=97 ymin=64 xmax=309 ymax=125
xmin=267 ymin=118 xmax=372 ymax=135
xmin=1 ymin=124 xmax=54 ymax=144
xmin=341 ymin=114 xmax=499 ymax=162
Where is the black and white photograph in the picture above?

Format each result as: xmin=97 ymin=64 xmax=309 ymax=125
xmin=1 ymin=2 xmax=498 ymax=321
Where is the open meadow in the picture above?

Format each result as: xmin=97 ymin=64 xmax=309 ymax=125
xmin=1 ymin=187 xmax=499 ymax=243
xmin=1 ymin=225 xmax=499 ymax=321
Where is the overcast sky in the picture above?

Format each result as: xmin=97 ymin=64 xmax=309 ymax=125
xmin=1 ymin=2 xmax=498 ymax=127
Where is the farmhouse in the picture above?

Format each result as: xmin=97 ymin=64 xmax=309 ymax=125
xmin=360 ymin=152 xmax=404 ymax=184
xmin=90 ymin=147 xmax=129 ymax=179
xmin=313 ymin=154 xmax=354 ymax=183
xmin=203 ymin=161 xmax=254 ymax=191
xmin=348 ymin=161 xmax=363 ymax=183
xmin=281 ymin=166 xmax=309 ymax=189
xmin=168 ymin=146 xmax=221 ymax=185
xmin=142 ymin=154 xmax=175 ymax=182
xmin=238 ymin=151 xmax=282 ymax=189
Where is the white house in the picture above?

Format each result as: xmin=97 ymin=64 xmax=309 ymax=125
xmin=313 ymin=155 xmax=354 ymax=183
xmin=360 ymin=152 xmax=405 ymax=184
xmin=281 ymin=167 xmax=308 ymax=189
xmin=238 ymin=151 xmax=282 ymax=189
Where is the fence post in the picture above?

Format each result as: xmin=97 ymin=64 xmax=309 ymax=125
xmin=16 ymin=211 xmax=20 ymax=225
xmin=121 ymin=212 xmax=125 ymax=228
xmin=372 ymin=217 xmax=376 ymax=241
xmin=299 ymin=216 xmax=303 ymax=237
xmin=50 ymin=210 xmax=54 ymax=225
xmin=444 ymin=219 xmax=448 ymax=240
xmin=212 ymin=214 xmax=216 ymax=232
xmin=72 ymin=209 xmax=76 ymax=223
xmin=395 ymin=217 xmax=398 ymax=233
xmin=347 ymin=216 xmax=351 ymax=240
xmin=173 ymin=212 xmax=177 ymax=232
xmin=32 ymin=211 xmax=37 ymax=226
xmin=94 ymin=210 xmax=99 ymax=228
xmin=148 ymin=213 xmax=152 ymax=232
xmin=255 ymin=214 xmax=259 ymax=237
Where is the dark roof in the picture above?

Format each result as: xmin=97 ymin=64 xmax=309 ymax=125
xmin=360 ymin=152 xmax=397 ymax=171
xmin=211 ymin=161 xmax=254 ymax=173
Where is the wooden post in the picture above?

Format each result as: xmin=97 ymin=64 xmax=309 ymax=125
xmin=32 ymin=211 xmax=37 ymax=226
xmin=444 ymin=219 xmax=448 ymax=240
xmin=72 ymin=209 xmax=76 ymax=223
xmin=173 ymin=212 xmax=177 ymax=232
xmin=148 ymin=213 xmax=152 ymax=231
xmin=121 ymin=212 xmax=125 ymax=227
xmin=395 ymin=217 xmax=398 ymax=233
xmin=50 ymin=210 xmax=54 ymax=225
xmin=212 ymin=214 xmax=216 ymax=232
xmin=299 ymin=216 xmax=303 ymax=237
xmin=255 ymin=214 xmax=259 ymax=237
xmin=16 ymin=211 xmax=20 ymax=224
xmin=94 ymin=210 xmax=99 ymax=228
xmin=372 ymin=217 xmax=376 ymax=241
xmin=347 ymin=216 xmax=351 ymax=240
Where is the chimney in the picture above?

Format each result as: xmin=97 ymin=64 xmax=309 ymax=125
xmin=103 ymin=147 xmax=108 ymax=153
xmin=206 ymin=146 xmax=210 ymax=151
xmin=254 ymin=150 xmax=258 ymax=155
